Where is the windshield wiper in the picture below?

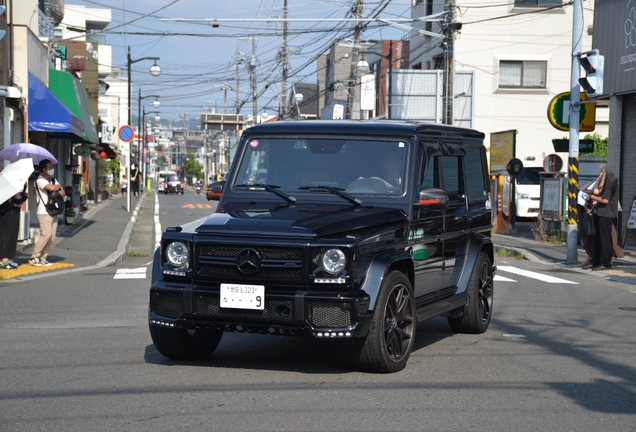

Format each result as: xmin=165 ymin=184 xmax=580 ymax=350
xmin=235 ymin=183 xmax=297 ymax=204
xmin=298 ymin=185 xmax=362 ymax=207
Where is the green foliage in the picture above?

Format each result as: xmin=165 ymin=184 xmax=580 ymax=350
xmin=182 ymin=150 xmax=203 ymax=183
xmin=580 ymin=133 xmax=608 ymax=157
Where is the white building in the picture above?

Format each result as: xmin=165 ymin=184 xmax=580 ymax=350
xmin=409 ymin=0 xmax=608 ymax=164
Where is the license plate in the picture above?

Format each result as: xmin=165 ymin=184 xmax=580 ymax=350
xmin=220 ymin=284 xmax=265 ymax=310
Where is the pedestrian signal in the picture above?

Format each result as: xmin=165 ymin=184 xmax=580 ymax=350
xmin=578 ymin=50 xmax=604 ymax=98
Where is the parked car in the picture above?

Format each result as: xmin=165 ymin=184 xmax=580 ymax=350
xmin=164 ymin=175 xmax=184 ymax=194
xmin=149 ymin=120 xmax=495 ymax=373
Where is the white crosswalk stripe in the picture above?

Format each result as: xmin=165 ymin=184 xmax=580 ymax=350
xmin=496 ymin=266 xmax=578 ymax=284
xmin=114 ymin=267 xmax=147 ymax=279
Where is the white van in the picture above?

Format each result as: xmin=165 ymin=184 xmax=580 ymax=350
xmin=502 ymin=166 xmax=543 ymax=219
xmin=158 ymin=170 xmax=177 ymax=192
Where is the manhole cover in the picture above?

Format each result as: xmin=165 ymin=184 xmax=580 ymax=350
xmin=619 ymin=307 xmax=636 ymax=312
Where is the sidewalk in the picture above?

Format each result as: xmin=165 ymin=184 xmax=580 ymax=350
xmin=0 ymin=192 xmax=155 ymax=283
xmin=494 ymin=231 xmax=636 ymax=285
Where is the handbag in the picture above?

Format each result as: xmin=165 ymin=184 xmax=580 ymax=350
xmin=581 ymin=210 xmax=596 ymax=236
xmin=36 ymin=177 xmax=65 ymax=216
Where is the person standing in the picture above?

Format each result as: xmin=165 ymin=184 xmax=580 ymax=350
xmin=29 ymin=159 xmax=65 ymax=267
xmin=121 ymin=174 xmax=128 ymax=196
xmin=0 ymin=187 xmax=28 ymax=269
xmin=130 ymin=164 xmax=140 ymax=198
xmin=586 ymin=166 xmax=619 ymax=270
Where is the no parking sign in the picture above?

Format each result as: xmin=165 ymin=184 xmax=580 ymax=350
xmin=118 ymin=125 xmax=134 ymax=142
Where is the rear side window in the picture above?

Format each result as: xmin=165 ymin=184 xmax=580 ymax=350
xmin=441 ymin=156 xmax=461 ymax=200
xmin=464 ymin=147 xmax=487 ymax=200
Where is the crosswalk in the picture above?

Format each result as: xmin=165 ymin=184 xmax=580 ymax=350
xmin=114 ymin=267 xmax=147 ymax=279
xmin=495 ymin=265 xmax=578 ymax=284
xmin=112 ymin=265 xmax=578 ymax=284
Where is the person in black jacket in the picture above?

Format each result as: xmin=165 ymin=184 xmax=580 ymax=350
xmin=585 ymin=166 xmax=619 ymax=270
xmin=0 ymin=186 xmax=28 ymax=269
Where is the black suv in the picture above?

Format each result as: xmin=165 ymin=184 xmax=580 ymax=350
xmin=149 ymin=120 xmax=495 ymax=372
xmin=164 ymin=175 xmax=184 ymax=194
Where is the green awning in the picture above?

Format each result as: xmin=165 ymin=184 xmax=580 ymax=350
xmin=48 ymin=69 xmax=99 ymax=144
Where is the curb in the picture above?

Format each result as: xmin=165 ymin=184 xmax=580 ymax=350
xmin=0 ymin=194 xmax=146 ymax=285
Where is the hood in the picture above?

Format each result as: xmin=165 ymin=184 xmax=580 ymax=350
xmin=195 ymin=203 xmax=407 ymax=238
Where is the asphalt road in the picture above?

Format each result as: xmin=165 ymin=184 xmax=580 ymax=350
xmin=1 ymin=190 xmax=634 ymax=431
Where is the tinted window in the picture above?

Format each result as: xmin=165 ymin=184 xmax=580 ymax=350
xmin=516 ymin=167 xmax=542 ymax=185
xmin=442 ymin=156 xmax=461 ymax=200
xmin=465 ymin=147 xmax=486 ymax=200
xmin=233 ymin=138 xmax=408 ymax=196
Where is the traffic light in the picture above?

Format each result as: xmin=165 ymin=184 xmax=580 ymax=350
xmin=578 ymin=49 xmax=604 ymax=98
xmin=0 ymin=6 xmax=6 ymax=40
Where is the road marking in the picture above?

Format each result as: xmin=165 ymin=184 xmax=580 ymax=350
xmin=497 ymin=266 xmax=578 ymax=284
xmin=494 ymin=275 xmax=517 ymax=282
xmin=114 ymin=267 xmax=147 ymax=279
xmin=181 ymin=204 xmax=212 ymax=208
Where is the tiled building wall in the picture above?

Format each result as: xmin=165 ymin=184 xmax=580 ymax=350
xmin=610 ymin=94 xmax=636 ymax=247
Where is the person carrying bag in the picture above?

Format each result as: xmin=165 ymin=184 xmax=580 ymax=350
xmin=29 ymin=159 xmax=66 ymax=267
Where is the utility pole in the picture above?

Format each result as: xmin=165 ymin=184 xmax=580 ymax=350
xmin=250 ymin=38 xmax=259 ymax=121
xmin=442 ymin=1 xmax=456 ymax=125
xmin=566 ymin=0 xmax=583 ymax=263
xmin=346 ymin=0 xmax=364 ymax=120
xmin=233 ymin=51 xmax=244 ymax=114
xmin=281 ymin=0 xmax=288 ymax=119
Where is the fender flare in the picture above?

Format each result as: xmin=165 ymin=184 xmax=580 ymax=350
xmin=360 ymin=252 xmax=414 ymax=311
xmin=151 ymin=247 xmax=163 ymax=285
xmin=452 ymin=235 xmax=493 ymax=294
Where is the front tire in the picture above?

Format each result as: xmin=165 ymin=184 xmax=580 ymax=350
xmin=350 ymin=271 xmax=416 ymax=373
xmin=448 ymin=251 xmax=493 ymax=334
xmin=150 ymin=325 xmax=223 ymax=360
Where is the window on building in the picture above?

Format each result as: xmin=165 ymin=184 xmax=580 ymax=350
xmin=499 ymin=61 xmax=547 ymax=88
xmin=514 ymin=0 xmax=562 ymax=6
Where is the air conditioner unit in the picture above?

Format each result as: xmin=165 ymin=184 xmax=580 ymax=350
xmin=18 ymin=211 xmax=30 ymax=241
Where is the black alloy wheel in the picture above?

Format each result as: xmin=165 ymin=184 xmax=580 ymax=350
xmin=351 ymin=271 xmax=416 ymax=373
xmin=448 ymin=251 xmax=493 ymax=334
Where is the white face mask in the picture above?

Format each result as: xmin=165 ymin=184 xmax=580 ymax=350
xmin=47 ymin=168 xmax=55 ymax=176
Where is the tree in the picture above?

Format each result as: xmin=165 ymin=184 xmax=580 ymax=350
xmin=182 ymin=150 xmax=203 ymax=183
xmin=580 ymin=133 xmax=608 ymax=157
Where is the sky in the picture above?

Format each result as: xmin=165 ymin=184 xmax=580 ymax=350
xmin=66 ymin=0 xmax=414 ymax=125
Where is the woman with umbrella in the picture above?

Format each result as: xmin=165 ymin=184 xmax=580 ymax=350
xmin=0 ymin=152 xmax=38 ymax=270
xmin=0 ymin=185 xmax=28 ymax=269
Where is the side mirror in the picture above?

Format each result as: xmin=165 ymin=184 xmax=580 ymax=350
xmin=206 ymin=180 xmax=225 ymax=201
xmin=416 ymin=187 xmax=449 ymax=208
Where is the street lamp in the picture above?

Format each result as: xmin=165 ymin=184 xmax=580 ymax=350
xmin=142 ymin=108 xmax=160 ymax=190
xmin=137 ymin=89 xmax=160 ymax=166
xmin=126 ymin=46 xmax=161 ymax=212
xmin=356 ymin=40 xmax=394 ymax=120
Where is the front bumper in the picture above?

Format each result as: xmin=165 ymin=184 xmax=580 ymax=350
xmin=149 ymin=282 xmax=373 ymax=338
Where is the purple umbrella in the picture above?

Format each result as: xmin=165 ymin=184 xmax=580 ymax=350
xmin=0 ymin=143 xmax=58 ymax=165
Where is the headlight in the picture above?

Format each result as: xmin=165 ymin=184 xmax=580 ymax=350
xmin=516 ymin=193 xmax=530 ymax=199
xmin=165 ymin=241 xmax=189 ymax=268
xmin=321 ymin=248 xmax=346 ymax=275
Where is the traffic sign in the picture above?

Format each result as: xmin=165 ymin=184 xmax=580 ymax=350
xmin=547 ymin=92 xmax=595 ymax=132
xmin=543 ymin=154 xmax=563 ymax=173
xmin=118 ymin=125 xmax=135 ymax=142
xmin=506 ymin=158 xmax=524 ymax=177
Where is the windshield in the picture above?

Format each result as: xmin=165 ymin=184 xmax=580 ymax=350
xmin=516 ymin=167 xmax=542 ymax=185
xmin=233 ymin=138 xmax=408 ymax=196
